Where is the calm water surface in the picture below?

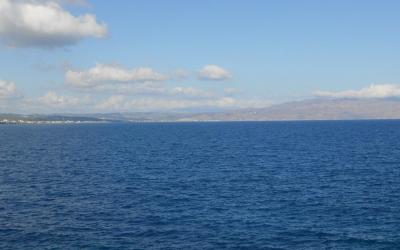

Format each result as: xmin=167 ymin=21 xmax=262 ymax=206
xmin=1 ymin=121 xmax=400 ymax=249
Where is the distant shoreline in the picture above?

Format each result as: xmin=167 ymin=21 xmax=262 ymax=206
xmin=0 ymin=120 xmax=110 ymax=125
xmin=2 ymin=118 xmax=400 ymax=125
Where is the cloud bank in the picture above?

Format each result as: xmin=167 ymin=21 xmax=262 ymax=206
xmin=65 ymin=64 xmax=217 ymax=98
xmin=315 ymin=84 xmax=400 ymax=99
xmin=37 ymin=91 xmax=82 ymax=107
xmin=0 ymin=0 xmax=107 ymax=48
xmin=0 ymin=80 xmax=18 ymax=99
xmin=95 ymin=95 xmax=239 ymax=112
xmin=0 ymin=60 xmax=269 ymax=113
xmin=65 ymin=64 xmax=167 ymax=88
xmin=198 ymin=65 xmax=231 ymax=81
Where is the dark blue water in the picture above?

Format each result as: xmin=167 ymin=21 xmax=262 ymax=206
xmin=1 ymin=121 xmax=400 ymax=249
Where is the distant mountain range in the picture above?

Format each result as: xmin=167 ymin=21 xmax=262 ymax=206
xmin=184 ymin=98 xmax=400 ymax=121
xmin=2 ymin=98 xmax=400 ymax=123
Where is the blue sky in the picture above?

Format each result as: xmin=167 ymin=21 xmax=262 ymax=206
xmin=1 ymin=0 xmax=400 ymax=113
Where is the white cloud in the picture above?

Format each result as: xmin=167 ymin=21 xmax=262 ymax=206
xmin=95 ymin=95 xmax=125 ymax=111
xmin=0 ymin=80 xmax=18 ymax=99
xmin=198 ymin=65 xmax=232 ymax=81
xmin=95 ymin=85 xmax=215 ymax=99
xmin=31 ymin=0 xmax=89 ymax=6
xmin=171 ymin=87 xmax=214 ymax=98
xmin=94 ymin=95 xmax=271 ymax=112
xmin=58 ymin=0 xmax=89 ymax=7
xmin=95 ymin=96 xmax=237 ymax=112
xmin=37 ymin=91 xmax=84 ymax=107
xmin=65 ymin=64 xmax=217 ymax=99
xmin=314 ymin=84 xmax=400 ymax=99
xmin=66 ymin=64 xmax=167 ymax=88
xmin=78 ymin=81 xmax=167 ymax=95
xmin=0 ymin=0 xmax=107 ymax=48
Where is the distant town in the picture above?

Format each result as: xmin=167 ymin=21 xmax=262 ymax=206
xmin=0 ymin=119 xmax=107 ymax=125
xmin=0 ymin=114 xmax=110 ymax=125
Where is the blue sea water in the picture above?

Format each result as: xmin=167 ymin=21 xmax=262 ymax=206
xmin=0 ymin=121 xmax=400 ymax=249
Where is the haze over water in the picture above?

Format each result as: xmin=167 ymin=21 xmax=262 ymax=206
xmin=1 ymin=121 xmax=399 ymax=249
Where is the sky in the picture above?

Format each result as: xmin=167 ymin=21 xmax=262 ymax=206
xmin=1 ymin=0 xmax=400 ymax=113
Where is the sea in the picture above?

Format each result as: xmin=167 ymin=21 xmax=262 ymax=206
xmin=0 ymin=120 xmax=400 ymax=249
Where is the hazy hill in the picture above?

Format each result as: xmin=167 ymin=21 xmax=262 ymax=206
xmin=184 ymin=98 xmax=400 ymax=121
